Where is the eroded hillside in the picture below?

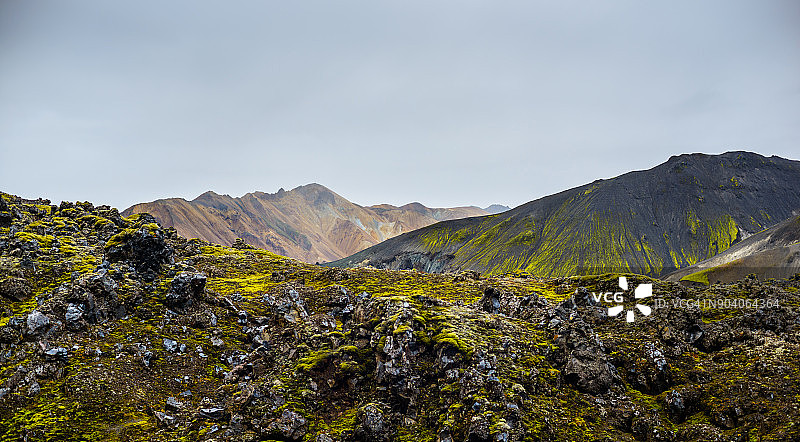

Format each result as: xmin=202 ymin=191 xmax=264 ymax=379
xmin=123 ymin=184 xmax=489 ymax=264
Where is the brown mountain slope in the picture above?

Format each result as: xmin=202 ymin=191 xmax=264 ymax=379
xmin=122 ymin=184 xmax=489 ymax=263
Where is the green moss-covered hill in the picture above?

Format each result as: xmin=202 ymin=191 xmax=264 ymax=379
xmin=666 ymin=215 xmax=800 ymax=286
xmin=329 ymin=151 xmax=800 ymax=278
xmin=2 ymin=191 xmax=800 ymax=441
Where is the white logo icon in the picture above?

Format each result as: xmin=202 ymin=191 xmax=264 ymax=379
xmin=607 ymin=277 xmax=652 ymax=323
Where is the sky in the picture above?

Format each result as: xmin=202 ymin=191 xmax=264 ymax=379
xmin=1 ymin=0 xmax=798 ymax=211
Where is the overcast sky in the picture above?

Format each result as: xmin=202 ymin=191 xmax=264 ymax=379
xmin=1 ymin=1 xmax=798 ymax=210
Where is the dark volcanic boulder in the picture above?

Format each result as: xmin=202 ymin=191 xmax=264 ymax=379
xmin=625 ymin=342 xmax=673 ymax=395
xmin=26 ymin=311 xmax=50 ymax=336
xmin=0 ymin=196 xmax=12 ymax=226
xmin=355 ymin=403 xmax=390 ymax=442
xmin=478 ymin=286 xmax=547 ymax=318
xmin=262 ymin=409 xmax=308 ymax=441
xmin=554 ymin=319 xmax=615 ymax=394
xmin=165 ymin=272 xmax=206 ymax=306
xmin=563 ymin=345 xmax=614 ymax=395
xmin=479 ymin=287 xmax=505 ymax=314
xmin=104 ymin=221 xmax=174 ymax=278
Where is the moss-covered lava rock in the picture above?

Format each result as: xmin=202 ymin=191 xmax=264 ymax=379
xmin=1 ymin=191 xmax=799 ymax=441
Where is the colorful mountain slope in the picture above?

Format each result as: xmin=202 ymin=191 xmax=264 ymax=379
xmin=122 ymin=184 xmax=488 ymax=264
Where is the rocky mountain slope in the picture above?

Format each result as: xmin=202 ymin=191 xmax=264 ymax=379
xmin=122 ymin=184 xmax=489 ymax=264
xmin=666 ymin=215 xmax=800 ymax=285
xmin=2 ymin=192 xmax=800 ymax=441
xmin=329 ymin=152 xmax=800 ymax=278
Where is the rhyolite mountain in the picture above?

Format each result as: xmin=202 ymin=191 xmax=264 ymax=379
xmin=666 ymin=214 xmax=800 ymax=285
xmin=329 ymin=152 xmax=800 ymax=277
xmin=122 ymin=184 xmax=490 ymax=264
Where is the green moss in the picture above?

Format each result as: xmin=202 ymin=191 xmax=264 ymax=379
xmin=310 ymin=407 xmax=359 ymax=439
xmin=393 ymin=324 xmax=413 ymax=335
xmin=13 ymin=231 xmax=55 ymax=248
xmin=78 ymin=214 xmax=114 ymax=230
xmin=419 ymin=226 xmax=474 ymax=251
xmin=681 ymin=268 xmax=712 ymax=285
xmin=431 ymin=330 xmax=474 ymax=356
xmin=199 ymin=244 xmax=246 ymax=257
xmin=105 ymin=223 xmax=160 ymax=248
xmin=205 ymin=274 xmax=275 ymax=296
xmin=506 ymin=230 xmax=536 ymax=246
xmin=296 ymin=345 xmax=365 ymax=373
xmin=625 ymin=384 xmax=661 ymax=411
xmin=0 ymin=381 xmax=155 ymax=441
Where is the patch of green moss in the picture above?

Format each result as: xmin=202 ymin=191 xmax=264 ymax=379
xmin=296 ymin=345 xmax=365 ymax=373
xmin=105 ymin=222 xmax=160 ymax=249
xmin=13 ymin=231 xmax=55 ymax=248
xmin=431 ymin=330 xmax=474 ymax=356
xmin=681 ymin=268 xmax=712 ymax=285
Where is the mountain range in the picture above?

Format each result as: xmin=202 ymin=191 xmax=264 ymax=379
xmin=329 ymin=152 xmax=800 ymax=277
xmin=122 ymin=184 xmax=499 ymax=264
xmin=3 ymin=191 xmax=800 ymax=440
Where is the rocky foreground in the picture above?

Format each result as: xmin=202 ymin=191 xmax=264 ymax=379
xmin=1 ymin=192 xmax=799 ymax=441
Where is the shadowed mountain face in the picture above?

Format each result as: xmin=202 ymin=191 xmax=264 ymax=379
xmin=329 ymin=152 xmax=800 ymax=277
xmin=122 ymin=184 xmax=488 ymax=263
xmin=666 ymin=215 xmax=800 ymax=285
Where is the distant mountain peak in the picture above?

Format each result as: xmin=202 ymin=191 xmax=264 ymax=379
xmin=294 ymin=182 xmax=328 ymax=191
xmin=123 ymin=185 xmax=490 ymax=263
xmin=195 ymin=190 xmax=221 ymax=200
xmin=400 ymin=202 xmax=427 ymax=214
xmin=483 ymin=204 xmax=511 ymax=214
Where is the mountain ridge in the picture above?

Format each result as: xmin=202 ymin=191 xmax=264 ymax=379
xmin=122 ymin=183 xmax=492 ymax=263
xmin=328 ymin=151 xmax=800 ymax=277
